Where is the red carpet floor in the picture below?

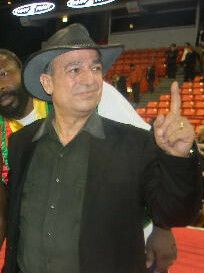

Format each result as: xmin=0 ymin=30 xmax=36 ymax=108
xmin=0 ymin=241 xmax=5 ymax=271
xmin=170 ymin=227 xmax=204 ymax=273
xmin=0 ymin=227 xmax=203 ymax=272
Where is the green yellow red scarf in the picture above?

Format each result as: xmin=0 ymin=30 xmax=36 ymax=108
xmin=0 ymin=98 xmax=50 ymax=184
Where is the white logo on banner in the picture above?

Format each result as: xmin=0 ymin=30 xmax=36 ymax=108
xmin=12 ymin=2 xmax=55 ymax=17
xmin=67 ymin=0 xmax=116 ymax=9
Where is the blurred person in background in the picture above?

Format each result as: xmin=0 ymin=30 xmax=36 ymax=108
xmin=181 ymin=43 xmax=197 ymax=81
xmin=166 ymin=43 xmax=178 ymax=79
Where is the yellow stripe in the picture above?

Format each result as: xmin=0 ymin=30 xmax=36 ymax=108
xmin=8 ymin=98 xmax=47 ymax=133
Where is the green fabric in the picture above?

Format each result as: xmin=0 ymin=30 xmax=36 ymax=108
xmin=17 ymin=111 xmax=105 ymax=273
xmin=143 ymin=207 xmax=151 ymax=227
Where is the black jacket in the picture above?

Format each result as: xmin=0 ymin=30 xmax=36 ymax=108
xmin=5 ymin=117 xmax=202 ymax=273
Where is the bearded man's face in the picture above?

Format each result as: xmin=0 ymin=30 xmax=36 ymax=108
xmin=0 ymin=54 xmax=29 ymax=119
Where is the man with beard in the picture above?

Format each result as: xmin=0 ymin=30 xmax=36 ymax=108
xmin=0 ymin=49 xmax=52 ymax=184
xmin=0 ymin=48 xmax=177 ymax=273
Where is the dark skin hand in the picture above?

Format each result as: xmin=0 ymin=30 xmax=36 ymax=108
xmin=146 ymin=226 xmax=177 ymax=272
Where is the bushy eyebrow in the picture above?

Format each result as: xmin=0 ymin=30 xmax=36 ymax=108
xmin=63 ymin=57 xmax=102 ymax=70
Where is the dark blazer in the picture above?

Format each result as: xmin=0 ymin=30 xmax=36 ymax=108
xmin=5 ymin=117 xmax=202 ymax=273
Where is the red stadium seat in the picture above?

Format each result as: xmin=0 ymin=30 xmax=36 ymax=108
xmin=195 ymin=101 xmax=204 ymax=108
xmin=158 ymin=108 xmax=170 ymax=115
xmin=182 ymin=101 xmax=194 ymax=108
xmin=194 ymin=94 xmax=204 ymax=101
xmin=181 ymin=94 xmax=194 ymax=101
xmin=196 ymin=108 xmax=204 ymax=116
xmin=159 ymin=94 xmax=171 ymax=101
xmin=192 ymin=88 xmax=204 ymax=95
xmin=147 ymin=101 xmax=158 ymax=108
xmin=180 ymin=88 xmax=193 ymax=95
xmin=182 ymin=108 xmax=196 ymax=116
xmin=146 ymin=108 xmax=158 ymax=116
xmin=136 ymin=108 xmax=146 ymax=115
xmin=158 ymin=101 xmax=170 ymax=108
xmin=193 ymin=82 xmax=204 ymax=88
xmin=182 ymin=82 xmax=193 ymax=88
xmin=193 ymin=76 xmax=203 ymax=82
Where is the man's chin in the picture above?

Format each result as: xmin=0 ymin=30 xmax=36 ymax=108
xmin=0 ymin=104 xmax=23 ymax=119
xmin=0 ymin=96 xmax=17 ymax=108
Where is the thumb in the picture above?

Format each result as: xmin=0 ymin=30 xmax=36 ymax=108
xmin=146 ymin=249 xmax=154 ymax=268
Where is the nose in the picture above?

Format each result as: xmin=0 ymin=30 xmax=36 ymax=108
xmin=79 ymin=68 xmax=95 ymax=85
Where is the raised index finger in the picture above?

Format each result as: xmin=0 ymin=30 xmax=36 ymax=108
xmin=170 ymin=81 xmax=181 ymax=115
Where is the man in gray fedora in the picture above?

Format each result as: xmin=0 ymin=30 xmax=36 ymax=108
xmin=5 ymin=23 xmax=202 ymax=273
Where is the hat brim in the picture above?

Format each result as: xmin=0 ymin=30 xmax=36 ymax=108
xmin=23 ymin=45 xmax=124 ymax=102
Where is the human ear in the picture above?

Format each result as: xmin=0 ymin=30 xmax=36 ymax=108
xmin=40 ymin=73 xmax=53 ymax=95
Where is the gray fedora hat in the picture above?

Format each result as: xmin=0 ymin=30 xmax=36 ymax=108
xmin=23 ymin=23 xmax=124 ymax=101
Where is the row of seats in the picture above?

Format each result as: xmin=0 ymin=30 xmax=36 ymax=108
xmin=105 ymin=46 xmax=185 ymax=84
xmin=137 ymin=107 xmax=204 ymax=117
xmin=136 ymin=80 xmax=204 ymax=133
xmin=148 ymin=100 xmax=204 ymax=108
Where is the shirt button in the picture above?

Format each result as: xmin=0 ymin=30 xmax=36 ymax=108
xmin=50 ymin=205 xmax=55 ymax=209
xmin=48 ymin=232 xmax=52 ymax=237
xmin=56 ymin=178 xmax=60 ymax=183
xmin=59 ymin=153 xmax=63 ymax=158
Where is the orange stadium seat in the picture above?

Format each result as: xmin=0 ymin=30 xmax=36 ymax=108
xmin=180 ymin=88 xmax=192 ymax=95
xmin=195 ymin=101 xmax=204 ymax=108
xmin=158 ymin=101 xmax=170 ymax=108
xmin=158 ymin=108 xmax=170 ymax=115
xmin=193 ymin=75 xmax=203 ymax=82
xmin=192 ymin=88 xmax=204 ymax=95
xmin=136 ymin=108 xmax=146 ymax=115
xmin=147 ymin=101 xmax=158 ymax=108
xmin=146 ymin=108 xmax=158 ymax=116
xmin=194 ymin=94 xmax=204 ymax=101
xmin=182 ymin=101 xmax=194 ymax=108
xmin=193 ymin=82 xmax=204 ymax=88
xmin=196 ymin=108 xmax=204 ymax=116
xmin=181 ymin=94 xmax=194 ymax=101
xmin=182 ymin=108 xmax=196 ymax=116
xmin=182 ymin=82 xmax=193 ymax=88
xmin=159 ymin=94 xmax=171 ymax=101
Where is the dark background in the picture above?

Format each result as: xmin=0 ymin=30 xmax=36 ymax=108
xmin=0 ymin=0 xmax=203 ymax=62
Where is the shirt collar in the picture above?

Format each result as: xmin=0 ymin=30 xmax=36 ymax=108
xmin=32 ymin=109 xmax=105 ymax=142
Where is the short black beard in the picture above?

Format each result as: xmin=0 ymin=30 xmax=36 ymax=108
xmin=0 ymin=86 xmax=30 ymax=119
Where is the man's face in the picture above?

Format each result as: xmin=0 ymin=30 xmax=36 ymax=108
xmin=40 ymin=49 xmax=103 ymax=118
xmin=0 ymin=54 xmax=29 ymax=119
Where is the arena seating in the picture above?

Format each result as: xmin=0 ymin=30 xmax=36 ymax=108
xmin=136 ymin=78 xmax=204 ymax=133
xmin=104 ymin=47 xmax=183 ymax=94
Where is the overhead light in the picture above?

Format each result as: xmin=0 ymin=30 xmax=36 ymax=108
xmin=67 ymin=0 xmax=117 ymax=9
xmin=8 ymin=1 xmax=12 ymax=4
xmin=62 ymin=15 xmax=68 ymax=23
xmin=12 ymin=1 xmax=55 ymax=17
xmin=129 ymin=23 xmax=134 ymax=29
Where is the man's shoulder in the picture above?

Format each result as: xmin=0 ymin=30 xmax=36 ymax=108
xmin=101 ymin=117 xmax=150 ymax=140
xmin=9 ymin=118 xmax=44 ymax=143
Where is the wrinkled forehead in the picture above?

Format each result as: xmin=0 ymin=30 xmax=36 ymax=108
xmin=53 ymin=48 xmax=101 ymax=63
xmin=0 ymin=54 xmax=19 ymax=70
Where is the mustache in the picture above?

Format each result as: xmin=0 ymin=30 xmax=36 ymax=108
xmin=74 ymin=87 xmax=99 ymax=95
xmin=0 ymin=90 xmax=18 ymax=101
